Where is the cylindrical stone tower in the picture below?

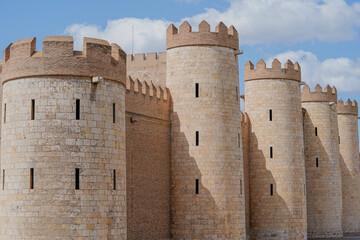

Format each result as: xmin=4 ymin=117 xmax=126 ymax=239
xmin=166 ymin=21 xmax=246 ymax=239
xmin=302 ymin=84 xmax=342 ymax=238
xmin=0 ymin=36 xmax=127 ymax=239
xmin=337 ymin=98 xmax=360 ymax=233
xmin=244 ymin=59 xmax=307 ymax=239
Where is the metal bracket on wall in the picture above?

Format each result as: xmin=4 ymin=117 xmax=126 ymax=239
xmin=131 ymin=117 xmax=140 ymax=123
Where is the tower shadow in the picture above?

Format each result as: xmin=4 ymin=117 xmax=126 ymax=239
xmin=170 ymin=112 xmax=244 ymax=239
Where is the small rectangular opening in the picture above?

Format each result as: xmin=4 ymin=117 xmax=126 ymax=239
xmin=236 ymin=87 xmax=239 ymax=101
xmin=339 ymin=136 xmax=340 ymax=144
xmin=195 ymin=83 xmax=199 ymax=98
xmin=315 ymin=127 xmax=318 ymax=136
xmin=269 ymin=109 xmax=272 ymax=121
xmin=31 ymin=99 xmax=35 ymax=120
xmin=4 ymin=103 xmax=6 ymax=123
xmin=113 ymin=103 xmax=116 ymax=123
xmin=76 ymin=99 xmax=80 ymax=120
xmin=195 ymin=179 xmax=199 ymax=194
xmin=270 ymin=147 xmax=273 ymax=159
xmin=316 ymin=158 xmax=319 ymax=168
xmin=240 ymin=179 xmax=243 ymax=195
xmin=113 ymin=170 xmax=116 ymax=190
xmin=30 ymin=168 xmax=34 ymax=189
xmin=196 ymin=131 xmax=199 ymax=146
xmin=75 ymin=168 xmax=80 ymax=190
xmin=270 ymin=184 xmax=273 ymax=196
xmin=2 ymin=169 xmax=4 ymax=190
xmin=304 ymin=184 xmax=306 ymax=196
xmin=238 ymin=133 xmax=241 ymax=148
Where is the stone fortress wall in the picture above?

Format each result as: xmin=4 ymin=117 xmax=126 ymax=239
xmin=244 ymin=59 xmax=307 ymax=239
xmin=125 ymin=76 xmax=171 ymax=240
xmin=0 ymin=19 xmax=359 ymax=240
xmin=0 ymin=36 xmax=127 ymax=239
xmin=166 ymin=21 xmax=246 ymax=239
xmin=337 ymin=99 xmax=360 ymax=233
xmin=302 ymin=84 xmax=343 ymax=238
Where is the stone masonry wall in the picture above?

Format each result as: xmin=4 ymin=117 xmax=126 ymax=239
xmin=127 ymin=52 xmax=166 ymax=87
xmin=302 ymin=101 xmax=342 ymax=238
xmin=0 ymin=76 xmax=126 ymax=239
xmin=338 ymin=109 xmax=360 ymax=233
xmin=167 ymin=45 xmax=246 ymax=239
xmin=241 ymin=112 xmax=250 ymax=239
xmin=245 ymin=78 xmax=307 ymax=240
xmin=125 ymin=80 xmax=171 ymax=240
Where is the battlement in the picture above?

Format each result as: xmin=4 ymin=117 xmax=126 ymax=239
xmin=1 ymin=36 xmax=126 ymax=84
xmin=337 ymin=99 xmax=358 ymax=115
xmin=127 ymin=52 xmax=166 ymax=63
xmin=126 ymin=52 xmax=167 ymax=87
xmin=244 ymin=59 xmax=301 ymax=82
xmin=166 ymin=20 xmax=239 ymax=50
xmin=126 ymin=77 xmax=169 ymax=101
xmin=125 ymin=77 xmax=170 ymax=122
xmin=301 ymin=84 xmax=337 ymax=103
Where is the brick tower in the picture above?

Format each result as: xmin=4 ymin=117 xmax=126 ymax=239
xmin=0 ymin=36 xmax=127 ymax=239
xmin=166 ymin=21 xmax=246 ymax=239
xmin=244 ymin=59 xmax=307 ymax=239
xmin=337 ymin=99 xmax=360 ymax=233
xmin=302 ymin=84 xmax=343 ymax=238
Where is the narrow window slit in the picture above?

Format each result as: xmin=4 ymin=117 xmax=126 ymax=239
xmin=236 ymin=87 xmax=239 ymax=101
xmin=195 ymin=83 xmax=199 ymax=98
xmin=75 ymin=168 xmax=80 ymax=190
xmin=31 ymin=99 xmax=35 ymax=120
xmin=2 ymin=169 xmax=4 ymax=190
xmin=113 ymin=103 xmax=116 ymax=123
xmin=4 ymin=103 xmax=6 ymax=123
xmin=76 ymin=99 xmax=80 ymax=120
xmin=270 ymin=184 xmax=273 ymax=196
xmin=238 ymin=133 xmax=241 ymax=148
xmin=240 ymin=179 xmax=243 ymax=195
xmin=113 ymin=170 xmax=116 ymax=190
xmin=316 ymin=158 xmax=319 ymax=168
xmin=195 ymin=179 xmax=199 ymax=194
xmin=270 ymin=147 xmax=273 ymax=159
xmin=196 ymin=131 xmax=199 ymax=146
xmin=269 ymin=109 xmax=272 ymax=121
xmin=30 ymin=168 xmax=34 ymax=189
xmin=315 ymin=127 xmax=318 ymax=136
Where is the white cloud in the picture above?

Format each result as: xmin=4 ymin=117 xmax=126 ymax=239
xmin=266 ymin=50 xmax=360 ymax=95
xmin=64 ymin=18 xmax=170 ymax=53
xmin=64 ymin=0 xmax=360 ymax=53
xmin=185 ymin=0 xmax=360 ymax=45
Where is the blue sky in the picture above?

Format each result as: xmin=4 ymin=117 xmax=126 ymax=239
xmin=0 ymin=0 xmax=359 ymax=123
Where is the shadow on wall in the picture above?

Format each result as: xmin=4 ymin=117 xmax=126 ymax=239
xmin=303 ymin=114 xmax=342 ymax=237
xmin=171 ymin=112 xmax=238 ymax=239
xmin=339 ymin=155 xmax=360 ymax=233
xmin=126 ymin=116 xmax=171 ymax=240
xmin=249 ymin=129 xmax=297 ymax=239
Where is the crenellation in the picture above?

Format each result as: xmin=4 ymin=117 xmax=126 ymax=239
xmin=302 ymin=84 xmax=337 ymax=103
xmin=166 ymin=21 xmax=239 ymax=50
xmin=1 ymin=36 xmax=126 ymax=84
xmin=244 ymin=58 xmax=301 ymax=81
xmin=338 ymin=98 xmax=358 ymax=115
xmin=42 ymin=36 xmax=74 ymax=57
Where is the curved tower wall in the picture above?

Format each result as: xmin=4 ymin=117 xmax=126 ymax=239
xmin=337 ymin=99 xmax=360 ymax=233
xmin=0 ymin=36 xmax=127 ymax=239
xmin=166 ymin=21 xmax=246 ymax=239
xmin=244 ymin=59 xmax=307 ymax=239
xmin=302 ymin=84 xmax=342 ymax=238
